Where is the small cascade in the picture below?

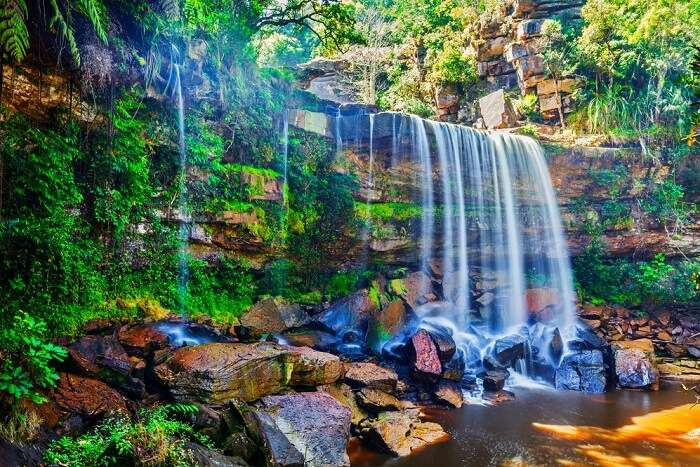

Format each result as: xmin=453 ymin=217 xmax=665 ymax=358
xmin=331 ymin=109 xmax=577 ymax=383
xmin=173 ymin=64 xmax=189 ymax=315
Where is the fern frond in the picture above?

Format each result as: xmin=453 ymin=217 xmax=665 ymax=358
xmin=73 ymin=0 xmax=107 ymax=42
xmin=48 ymin=0 xmax=80 ymax=66
xmin=0 ymin=0 xmax=30 ymax=62
xmin=160 ymin=0 xmax=180 ymax=20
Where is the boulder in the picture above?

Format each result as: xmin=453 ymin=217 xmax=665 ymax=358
xmin=155 ymin=343 xmax=342 ymax=403
xmin=434 ymin=381 xmax=464 ymax=408
xmin=408 ymin=329 xmax=442 ymax=382
xmin=316 ymin=289 xmax=377 ymax=335
xmin=344 ymin=362 xmax=398 ymax=393
xmin=494 ymin=334 xmax=526 ymax=365
xmin=427 ymin=328 xmax=456 ymax=363
xmin=53 ymin=373 xmax=128 ymax=419
xmin=391 ymin=272 xmax=436 ymax=309
xmin=442 ymin=349 xmax=466 ymax=381
xmin=478 ymin=89 xmax=517 ymax=129
xmin=185 ymin=443 xmax=249 ymax=467
xmin=321 ymin=383 xmax=370 ymax=426
xmin=67 ymin=335 xmax=144 ymax=398
xmin=117 ymin=324 xmax=169 ymax=356
xmin=612 ymin=339 xmax=659 ymax=390
xmin=483 ymin=389 xmax=516 ymax=404
xmin=549 ymin=328 xmax=564 ymax=362
xmin=360 ymin=411 xmax=448 ymax=457
xmin=483 ymin=369 xmax=508 ymax=392
xmin=240 ymin=298 xmax=310 ymax=337
xmin=366 ymin=300 xmax=408 ymax=353
xmin=357 ymin=388 xmax=403 ymax=412
xmin=555 ymin=350 xmax=607 ymax=393
xmin=247 ymin=392 xmax=351 ymax=467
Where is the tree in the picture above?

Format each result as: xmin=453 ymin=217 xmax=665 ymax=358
xmin=539 ymin=19 xmax=578 ymax=128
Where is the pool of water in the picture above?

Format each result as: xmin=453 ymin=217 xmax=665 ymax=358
xmin=350 ymin=381 xmax=700 ymax=466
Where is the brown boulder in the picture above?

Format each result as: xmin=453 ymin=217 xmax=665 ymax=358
xmin=408 ymin=330 xmax=442 ymax=382
xmin=434 ymin=381 xmax=463 ymax=408
xmin=240 ymin=297 xmax=310 ymax=337
xmin=360 ymin=410 xmax=448 ymax=457
xmin=155 ymin=342 xmax=342 ymax=403
xmin=356 ymin=388 xmax=402 ymax=412
xmin=393 ymin=272 xmax=436 ymax=310
xmin=344 ymin=362 xmax=398 ymax=393
xmin=53 ymin=373 xmax=128 ymax=418
xmin=117 ymin=324 xmax=169 ymax=356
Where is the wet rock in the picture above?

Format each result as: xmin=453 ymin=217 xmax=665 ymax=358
xmin=278 ymin=329 xmax=337 ymax=352
xmin=549 ymin=328 xmax=564 ymax=361
xmin=441 ymin=349 xmax=466 ymax=381
xmin=321 ymin=383 xmax=370 ymax=426
xmin=612 ymin=339 xmax=659 ymax=390
xmin=366 ymin=299 xmax=408 ymax=353
xmin=482 ymin=369 xmax=508 ymax=391
xmin=494 ymin=334 xmax=526 ymax=365
xmin=316 ymin=289 xmax=377 ymax=335
xmin=392 ymin=272 xmax=436 ymax=309
xmin=155 ymin=343 xmax=342 ymax=403
xmin=53 ymin=373 xmax=128 ymax=419
xmin=240 ymin=297 xmax=310 ymax=337
xmin=478 ymin=89 xmax=517 ymax=129
xmin=482 ymin=389 xmax=515 ymax=404
xmin=185 ymin=442 xmax=249 ymax=467
xmin=434 ymin=381 xmax=463 ymax=408
xmin=82 ymin=318 xmax=113 ymax=334
xmin=344 ymin=362 xmax=398 ymax=393
xmin=223 ymin=432 xmax=257 ymax=462
xmin=117 ymin=324 xmax=169 ymax=356
xmin=555 ymin=350 xmax=607 ymax=393
xmin=357 ymin=388 xmax=402 ymax=412
xmin=427 ymin=328 xmax=456 ymax=363
xmin=408 ymin=329 xmax=442 ymax=382
xmin=247 ymin=392 xmax=351 ymax=467
xmin=67 ymin=335 xmax=144 ymax=398
xmin=570 ymin=325 xmax=608 ymax=351
xmin=360 ymin=411 xmax=448 ymax=457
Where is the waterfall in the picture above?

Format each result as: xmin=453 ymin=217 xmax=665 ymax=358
xmin=332 ymin=109 xmax=577 ymax=376
xmin=174 ymin=64 xmax=189 ymax=315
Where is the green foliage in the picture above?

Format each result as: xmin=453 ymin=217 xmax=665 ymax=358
xmin=0 ymin=312 xmax=67 ymax=405
xmin=574 ymin=239 xmax=700 ymax=307
xmin=44 ymin=404 xmax=213 ymax=467
xmin=355 ymin=202 xmax=422 ymax=222
xmin=324 ymin=269 xmax=362 ymax=301
xmin=641 ymin=178 xmax=696 ymax=231
xmin=0 ymin=0 xmax=29 ymax=62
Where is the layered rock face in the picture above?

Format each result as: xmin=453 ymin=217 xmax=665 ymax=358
xmin=475 ymin=0 xmax=583 ymax=120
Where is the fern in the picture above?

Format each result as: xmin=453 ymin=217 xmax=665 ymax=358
xmin=48 ymin=0 xmax=80 ymax=66
xmin=165 ymin=402 xmax=199 ymax=416
xmin=0 ymin=0 xmax=30 ymax=62
xmin=160 ymin=0 xmax=180 ymax=20
xmin=73 ymin=0 xmax=108 ymax=42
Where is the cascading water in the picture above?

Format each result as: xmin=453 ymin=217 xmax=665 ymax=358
xmin=333 ymin=110 xmax=577 ymax=383
xmin=174 ymin=64 xmax=189 ymax=315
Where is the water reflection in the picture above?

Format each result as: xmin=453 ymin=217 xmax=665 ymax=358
xmin=351 ymin=383 xmax=699 ymax=467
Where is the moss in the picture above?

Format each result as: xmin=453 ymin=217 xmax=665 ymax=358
xmin=222 ymin=163 xmax=281 ymax=179
xmin=389 ymin=278 xmax=407 ymax=298
xmin=368 ymin=281 xmax=382 ymax=309
xmin=355 ymin=202 xmax=423 ymax=222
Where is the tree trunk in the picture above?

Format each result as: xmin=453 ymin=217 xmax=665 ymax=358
xmin=0 ymin=48 xmax=4 ymax=102
xmin=555 ymin=84 xmax=566 ymax=129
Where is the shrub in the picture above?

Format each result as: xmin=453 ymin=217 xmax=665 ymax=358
xmin=44 ymin=404 xmax=211 ymax=467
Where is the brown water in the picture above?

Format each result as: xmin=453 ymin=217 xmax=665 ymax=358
xmin=350 ymin=382 xmax=700 ymax=467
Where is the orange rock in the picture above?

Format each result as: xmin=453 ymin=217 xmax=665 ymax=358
xmin=53 ymin=373 xmax=128 ymax=417
xmin=524 ymin=288 xmax=560 ymax=314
